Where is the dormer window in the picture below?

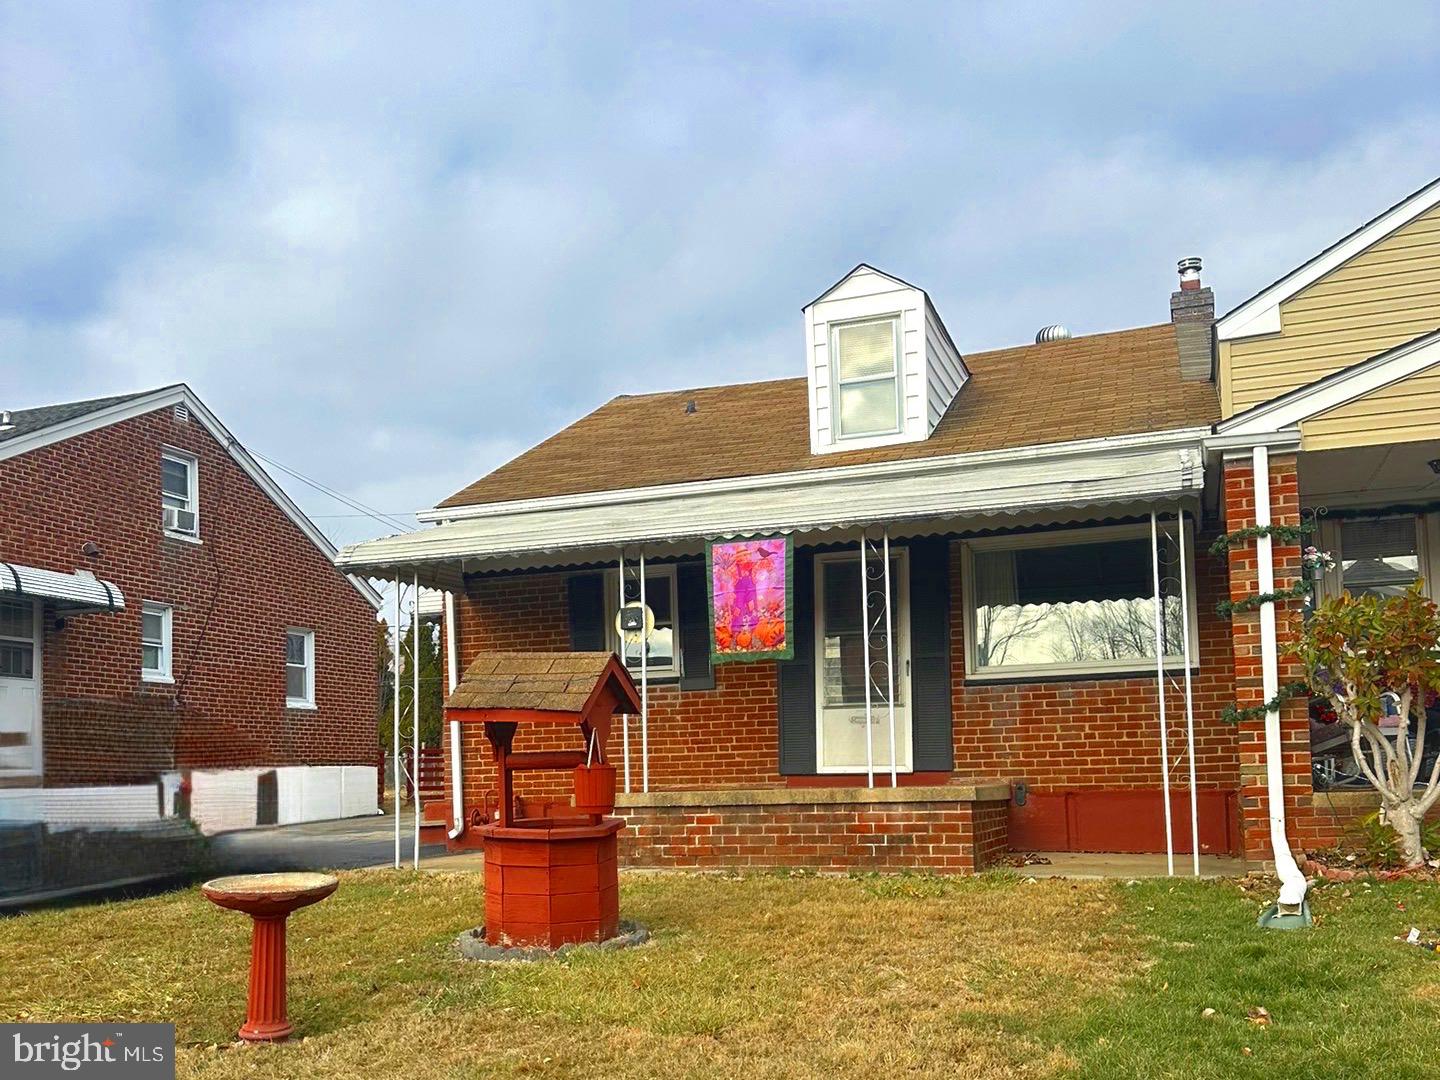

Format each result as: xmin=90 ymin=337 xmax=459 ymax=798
xmin=832 ymin=316 xmax=901 ymax=438
xmin=804 ymin=265 xmax=969 ymax=456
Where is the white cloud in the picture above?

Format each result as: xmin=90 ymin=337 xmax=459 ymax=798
xmin=3 ymin=1 xmax=1439 ymax=544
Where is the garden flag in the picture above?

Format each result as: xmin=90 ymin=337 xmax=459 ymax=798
xmin=707 ymin=535 xmax=793 ymax=663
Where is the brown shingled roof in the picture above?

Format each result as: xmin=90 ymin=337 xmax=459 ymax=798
xmin=439 ymin=322 xmax=1220 ymax=509
xmin=445 ymin=651 xmax=621 ymax=713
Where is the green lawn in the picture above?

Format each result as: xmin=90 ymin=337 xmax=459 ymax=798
xmin=3 ymin=870 xmax=1439 ymax=1078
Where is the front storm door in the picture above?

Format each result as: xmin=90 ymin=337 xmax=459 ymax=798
xmin=814 ymin=550 xmax=912 ymax=773
xmin=0 ymin=599 xmax=41 ymax=776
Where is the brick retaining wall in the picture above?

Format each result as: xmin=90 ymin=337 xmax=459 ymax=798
xmin=615 ymin=785 xmax=1011 ymax=873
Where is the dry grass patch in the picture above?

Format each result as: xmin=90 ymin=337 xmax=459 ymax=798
xmin=4 ymin=870 xmax=1130 ymax=1080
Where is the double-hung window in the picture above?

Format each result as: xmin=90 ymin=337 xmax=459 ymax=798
xmin=286 ymin=629 xmax=315 ymax=708
xmin=831 ymin=316 xmax=901 ymax=438
xmin=161 ymin=449 xmax=199 ymax=539
xmin=963 ymin=522 xmax=1197 ymax=679
xmin=606 ymin=565 xmax=679 ymax=678
xmin=141 ymin=602 xmax=173 ymax=682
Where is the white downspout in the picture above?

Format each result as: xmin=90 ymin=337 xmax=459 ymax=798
xmin=1252 ymin=445 xmax=1308 ymax=908
xmin=444 ymin=590 xmax=464 ymax=840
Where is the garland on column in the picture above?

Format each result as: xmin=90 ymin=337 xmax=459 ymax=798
xmin=1211 ymin=519 xmax=1317 ymax=725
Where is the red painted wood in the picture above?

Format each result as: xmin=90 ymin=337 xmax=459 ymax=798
xmin=479 ymin=818 xmax=623 ymax=947
xmin=1007 ymin=789 xmax=1239 ymax=855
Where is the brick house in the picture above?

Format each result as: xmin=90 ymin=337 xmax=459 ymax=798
xmin=340 ymin=176 xmax=1440 ymax=891
xmin=0 ymin=385 xmax=382 ymax=833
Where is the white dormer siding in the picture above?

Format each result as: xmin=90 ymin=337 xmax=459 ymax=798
xmin=805 ymin=264 xmax=968 ymax=455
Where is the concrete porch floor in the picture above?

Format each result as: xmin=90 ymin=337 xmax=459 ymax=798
xmin=1012 ymin=852 xmax=1249 ymax=879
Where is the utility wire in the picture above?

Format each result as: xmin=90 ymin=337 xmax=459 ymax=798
xmin=247 ymin=447 xmax=415 ymax=534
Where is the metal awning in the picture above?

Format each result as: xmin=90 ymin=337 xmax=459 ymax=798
xmin=0 ymin=562 xmax=126 ymax=613
xmin=338 ymin=428 xmax=1208 ymax=586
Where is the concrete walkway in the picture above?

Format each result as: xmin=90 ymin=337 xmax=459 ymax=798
xmin=1014 ymin=852 xmax=1249 ymax=879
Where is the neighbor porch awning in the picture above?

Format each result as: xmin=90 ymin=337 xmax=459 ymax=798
xmin=338 ymin=427 xmax=1208 ymax=586
xmin=0 ymin=562 xmax=126 ymax=613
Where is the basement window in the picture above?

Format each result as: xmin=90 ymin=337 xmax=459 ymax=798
xmin=962 ymin=522 xmax=1198 ymax=679
xmin=831 ymin=316 xmax=901 ymax=438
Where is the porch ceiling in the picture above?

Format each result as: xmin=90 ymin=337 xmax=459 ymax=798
xmin=338 ymin=428 xmax=1207 ymax=586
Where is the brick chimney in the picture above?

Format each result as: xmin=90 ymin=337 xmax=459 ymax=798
xmin=1171 ymin=256 xmax=1214 ymax=381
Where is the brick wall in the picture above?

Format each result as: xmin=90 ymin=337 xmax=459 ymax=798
xmin=0 ymin=404 xmax=379 ymax=786
xmin=443 ymin=529 xmax=1244 ymax=856
xmin=1222 ymin=452 xmax=1314 ymax=860
xmin=618 ymin=797 xmax=1011 ymax=873
xmin=949 ymin=537 xmax=1238 ymax=786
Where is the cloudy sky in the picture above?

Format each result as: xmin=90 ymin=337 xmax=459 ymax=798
xmin=5 ymin=2 xmax=1440 ymax=548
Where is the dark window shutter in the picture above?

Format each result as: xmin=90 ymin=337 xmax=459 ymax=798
xmin=777 ymin=547 xmax=817 ymax=774
xmin=677 ymin=562 xmax=715 ymax=691
xmin=568 ymin=573 xmax=606 ymax=651
xmin=908 ymin=537 xmax=954 ymax=771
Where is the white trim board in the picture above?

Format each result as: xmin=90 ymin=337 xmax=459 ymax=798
xmin=0 ymin=385 xmax=382 ymax=609
xmin=1216 ymin=175 xmax=1440 ymax=343
xmin=341 ymin=428 xmax=1208 ymax=581
xmin=1213 ymin=327 xmax=1440 ymax=439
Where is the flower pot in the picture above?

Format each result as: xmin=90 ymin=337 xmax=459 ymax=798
xmin=573 ymin=762 xmax=617 ymax=815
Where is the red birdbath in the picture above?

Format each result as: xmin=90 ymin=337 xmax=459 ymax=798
xmin=200 ymin=872 xmax=338 ymax=1043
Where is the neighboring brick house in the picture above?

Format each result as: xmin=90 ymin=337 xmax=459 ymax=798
xmin=340 ymin=175 xmax=1440 ymax=894
xmin=0 ymin=385 xmax=382 ymax=833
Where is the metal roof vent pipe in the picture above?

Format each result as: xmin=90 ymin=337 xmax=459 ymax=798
xmin=1035 ymin=324 xmax=1072 ymax=344
xmin=0 ymin=410 xmax=13 ymax=432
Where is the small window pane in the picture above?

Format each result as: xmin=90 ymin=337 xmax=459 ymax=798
xmin=161 ymin=458 xmax=190 ymax=500
xmin=0 ymin=601 xmax=32 ymax=640
xmin=0 ymin=642 xmax=34 ymax=679
xmin=286 ymin=665 xmax=307 ymax=701
xmin=286 ymin=633 xmax=307 ymax=665
xmin=142 ymin=610 xmax=164 ymax=641
xmin=617 ymin=572 xmax=677 ymax=673
xmin=142 ymin=644 xmax=162 ymax=671
xmin=837 ymin=320 xmax=896 ymax=380
xmin=839 ymin=381 xmax=898 ymax=436
xmin=1340 ymin=517 xmax=1419 ymax=597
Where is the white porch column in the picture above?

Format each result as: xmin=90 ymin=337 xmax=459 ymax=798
xmin=1149 ymin=512 xmax=1175 ymax=876
xmin=392 ymin=576 xmax=402 ymax=870
xmin=1252 ymin=445 xmax=1308 ymax=909
xmin=1176 ymin=508 xmax=1200 ymax=876
xmin=617 ymin=549 xmax=631 ymax=794
xmin=444 ymin=590 xmax=464 ymax=840
xmin=412 ymin=573 xmax=421 ymax=870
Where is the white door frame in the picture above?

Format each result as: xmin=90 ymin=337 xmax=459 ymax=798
xmin=812 ymin=548 xmax=913 ymax=774
xmin=0 ymin=597 xmax=43 ymax=779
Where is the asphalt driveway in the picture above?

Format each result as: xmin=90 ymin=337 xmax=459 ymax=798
xmin=207 ymin=813 xmax=466 ymax=874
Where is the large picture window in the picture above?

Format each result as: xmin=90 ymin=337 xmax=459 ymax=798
xmin=962 ymin=522 xmax=1196 ymax=679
